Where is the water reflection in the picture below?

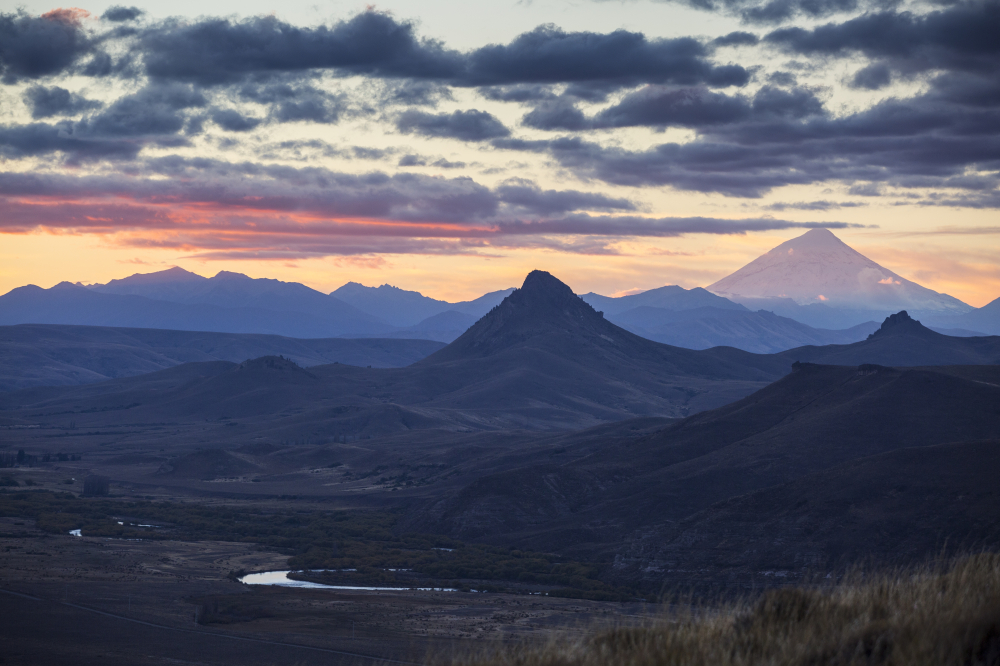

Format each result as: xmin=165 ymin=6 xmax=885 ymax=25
xmin=239 ymin=570 xmax=457 ymax=592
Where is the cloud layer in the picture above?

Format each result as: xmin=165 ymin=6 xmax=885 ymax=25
xmin=0 ymin=2 xmax=997 ymax=262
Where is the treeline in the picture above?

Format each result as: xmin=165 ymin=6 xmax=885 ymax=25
xmin=0 ymin=450 xmax=81 ymax=467
xmin=0 ymin=491 xmax=629 ymax=601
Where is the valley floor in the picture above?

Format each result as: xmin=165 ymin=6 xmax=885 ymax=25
xmin=0 ymin=516 xmax=654 ymax=666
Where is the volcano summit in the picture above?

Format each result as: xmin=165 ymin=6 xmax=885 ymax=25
xmin=708 ymin=229 xmax=970 ymax=318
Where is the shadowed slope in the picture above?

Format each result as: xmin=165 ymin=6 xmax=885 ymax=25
xmin=777 ymin=311 xmax=1000 ymax=366
xmin=420 ymin=362 xmax=1000 ymax=568
xmin=0 ymin=324 xmax=446 ymax=392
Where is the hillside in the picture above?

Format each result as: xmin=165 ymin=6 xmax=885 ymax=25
xmin=0 ymin=324 xmax=446 ymax=392
xmin=777 ymin=311 xmax=1000 ymax=366
xmin=418 ymin=361 xmax=1000 ymax=575
xmin=613 ymin=439 xmax=1000 ymax=585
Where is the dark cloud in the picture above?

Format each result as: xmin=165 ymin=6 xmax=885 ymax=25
xmin=0 ymin=10 xmax=94 ymax=82
xmin=385 ymin=80 xmax=453 ymax=106
xmin=0 ymin=163 xmax=868 ymax=259
xmin=850 ymin=63 xmax=893 ymax=89
xmin=593 ymin=87 xmax=752 ymax=129
xmin=522 ymin=100 xmax=591 ymax=130
xmin=481 ymin=84 xmax=558 ymax=103
xmin=398 ymin=154 xmax=427 ymax=166
xmin=23 ymin=86 xmax=102 ymax=119
xmin=432 ymin=158 xmax=466 ymax=168
xmin=652 ymin=0 xmax=898 ymax=25
xmin=767 ymin=71 xmax=798 ymax=86
xmin=523 ymin=89 xmax=1000 ymax=198
xmin=396 ymin=109 xmax=511 ymax=141
xmin=0 ymin=160 xmax=636 ymax=228
xmin=0 ymin=123 xmax=141 ymax=162
xmin=211 ymin=109 xmax=262 ymax=132
xmin=239 ymin=83 xmax=343 ymax=124
xmin=81 ymin=84 xmax=206 ymax=138
xmin=750 ymin=85 xmax=824 ymax=118
xmin=272 ymin=95 xmax=341 ymax=123
xmin=495 ymin=179 xmax=636 ymax=215
xmin=81 ymin=52 xmax=115 ymax=77
xmin=102 ymin=6 xmax=144 ymax=22
xmin=140 ymin=11 xmax=464 ymax=85
xmin=765 ymin=200 xmax=868 ymax=210
xmin=467 ymin=25 xmax=749 ymax=88
xmin=490 ymin=214 xmax=869 ymax=237
xmin=0 ymin=84 xmax=209 ymax=163
xmin=352 ymin=146 xmax=394 ymax=160
xmin=522 ymin=85 xmax=823 ymax=132
xmin=765 ymin=2 xmax=1000 ymax=74
xmin=134 ymin=12 xmax=750 ymax=92
xmin=712 ymin=31 xmax=760 ymax=47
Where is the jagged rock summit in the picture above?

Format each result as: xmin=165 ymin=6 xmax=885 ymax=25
xmin=708 ymin=228 xmax=969 ymax=315
xmin=867 ymin=311 xmax=927 ymax=339
xmin=425 ymin=270 xmax=616 ymax=361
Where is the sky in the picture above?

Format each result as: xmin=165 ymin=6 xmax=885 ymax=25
xmin=1 ymin=0 xmax=998 ymax=305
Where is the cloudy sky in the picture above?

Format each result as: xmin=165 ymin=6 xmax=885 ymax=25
xmin=1 ymin=0 xmax=998 ymax=304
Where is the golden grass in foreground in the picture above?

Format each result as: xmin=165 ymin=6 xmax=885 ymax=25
xmin=444 ymin=554 xmax=1000 ymax=666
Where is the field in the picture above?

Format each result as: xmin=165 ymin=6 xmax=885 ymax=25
xmin=0 ymin=496 xmax=651 ymax=665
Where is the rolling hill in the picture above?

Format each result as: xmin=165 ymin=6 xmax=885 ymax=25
xmin=417 ymin=360 xmax=1000 ymax=580
xmin=0 ymin=324 xmax=446 ymax=392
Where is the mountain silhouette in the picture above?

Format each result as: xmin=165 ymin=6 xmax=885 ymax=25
xmin=582 ymin=284 xmax=747 ymax=316
xmin=0 ymin=271 xmax=790 ymax=430
xmin=0 ymin=281 xmax=389 ymax=337
xmin=709 ymin=228 xmax=971 ymax=316
xmin=332 ymin=281 xmax=513 ymax=327
xmin=926 ymin=295 xmax=1000 ymax=335
xmin=776 ymin=310 xmax=1000 ymax=366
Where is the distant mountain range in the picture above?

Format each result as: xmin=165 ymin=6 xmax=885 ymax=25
xmin=2 ymin=230 xmax=998 ymax=355
xmin=0 ymin=272 xmax=793 ymax=431
xmin=331 ymin=282 xmax=514 ymax=328
xmin=4 ymin=270 xmax=998 ymax=588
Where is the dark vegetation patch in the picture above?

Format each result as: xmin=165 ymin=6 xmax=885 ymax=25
xmin=0 ymin=491 xmax=630 ymax=600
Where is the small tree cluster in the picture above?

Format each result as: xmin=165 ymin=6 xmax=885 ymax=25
xmin=83 ymin=476 xmax=110 ymax=497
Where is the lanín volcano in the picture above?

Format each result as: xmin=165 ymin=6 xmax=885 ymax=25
xmin=708 ymin=229 xmax=970 ymax=317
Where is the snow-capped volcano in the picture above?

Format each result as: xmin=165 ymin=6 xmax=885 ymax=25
xmin=708 ymin=229 xmax=970 ymax=315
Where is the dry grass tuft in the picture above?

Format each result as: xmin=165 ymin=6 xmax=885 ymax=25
xmin=441 ymin=553 xmax=1000 ymax=666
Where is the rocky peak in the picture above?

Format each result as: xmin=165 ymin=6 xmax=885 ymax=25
xmin=867 ymin=311 xmax=926 ymax=339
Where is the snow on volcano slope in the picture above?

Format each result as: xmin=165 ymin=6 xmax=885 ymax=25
xmin=708 ymin=229 xmax=971 ymax=315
